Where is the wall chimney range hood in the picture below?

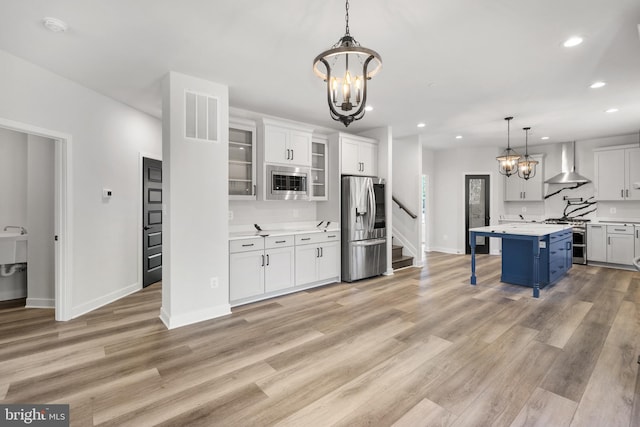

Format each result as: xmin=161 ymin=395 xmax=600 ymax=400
xmin=545 ymin=141 xmax=591 ymax=184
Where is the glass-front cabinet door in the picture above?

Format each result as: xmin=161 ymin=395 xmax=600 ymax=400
xmin=310 ymin=137 xmax=328 ymax=200
xmin=229 ymin=118 xmax=256 ymax=200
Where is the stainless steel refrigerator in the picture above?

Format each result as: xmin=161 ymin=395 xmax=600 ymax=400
xmin=341 ymin=176 xmax=387 ymax=282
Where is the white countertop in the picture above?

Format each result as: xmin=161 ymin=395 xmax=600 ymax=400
xmin=229 ymin=221 xmax=340 ymax=240
xmin=470 ymin=223 xmax=571 ymax=237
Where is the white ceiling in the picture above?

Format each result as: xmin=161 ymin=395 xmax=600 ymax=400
xmin=1 ymin=0 xmax=639 ymax=150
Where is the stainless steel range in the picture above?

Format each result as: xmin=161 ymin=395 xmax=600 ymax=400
xmin=544 ymin=218 xmax=589 ymax=264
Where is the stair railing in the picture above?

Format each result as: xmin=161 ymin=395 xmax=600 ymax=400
xmin=392 ymin=196 xmax=418 ymax=219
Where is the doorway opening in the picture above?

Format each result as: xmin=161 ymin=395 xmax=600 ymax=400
xmin=142 ymin=157 xmax=163 ymax=287
xmin=465 ymin=174 xmax=490 ymax=255
xmin=0 ymin=117 xmax=72 ymax=321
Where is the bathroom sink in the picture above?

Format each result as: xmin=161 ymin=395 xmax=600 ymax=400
xmin=0 ymin=232 xmax=27 ymax=264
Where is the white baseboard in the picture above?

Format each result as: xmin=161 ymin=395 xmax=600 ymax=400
xmin=160 ymin=303 xmax=231 ymax=330
xmin=26 ymin=297 xmax=54 ymax=308
xmin=429 ymin=246 xmax=463 ymax=255
xmin=71 ymin=282 xmax=141 ymax=319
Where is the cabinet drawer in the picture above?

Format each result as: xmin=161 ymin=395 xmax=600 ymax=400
xmin=606 ymin=225 xmax=634 ymax=234
xmin=549 ymin=230 xmax=572 ymax=242
xmin=296 ymin=232 xmax=340 ymax=246
xmin=265 ymin=235 xmax=294 ymax=249
xmin=229 ymin=237 xmax=264 ymax=253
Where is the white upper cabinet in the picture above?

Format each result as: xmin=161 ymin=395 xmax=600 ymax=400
xmin=333 ymin=133 xmax=378 ymax=176
xmin=594 ymin=146 xmax=640 ymax=201
xmin=228 ymin=117 xmax=257 ymax=200
xmin=262 ymin=118 xmax=313 ymax=167
xmin=310 ymin=136 xmax=328 ymax=201
xmin=504 ymin=154 xmax=544 ymax=201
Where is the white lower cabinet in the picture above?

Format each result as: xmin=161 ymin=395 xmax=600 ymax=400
xmin=587 ymin=223 xmax=636 ymax=266
xmin=229 ymin=250 xmax=265 ymax=301
xmin=606 ymin=225 xmax=635 ymax=265
xmin=230 ymin=231 xmax=340 ymax=306
xmin=229 ymin=235 xmax=295 ymax=304
xmin=587 ymin=224 xmax=607 ymax=262
xmin=264 ymin=246 xmax=295 ymax=293
xmin=295 ymin=233 xmax=340 ymax=287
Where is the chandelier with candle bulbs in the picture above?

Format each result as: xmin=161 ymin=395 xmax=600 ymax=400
xmin=496 ymin=117 xmax=521 ymax=177
xmin=313 ymin=0 xmax=382 ymax=127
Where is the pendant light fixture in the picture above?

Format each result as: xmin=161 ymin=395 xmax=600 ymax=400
xmin=313 ymin=0 xmax=382 ymax=127
xmin=518 ymin=127 xmax=539 ymax=180
xmin=496 ymin=117 xmax=521 ymax=177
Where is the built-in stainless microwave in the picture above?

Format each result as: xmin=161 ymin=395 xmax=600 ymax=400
xmin=265 ymin=165 xmax=309 ymax=200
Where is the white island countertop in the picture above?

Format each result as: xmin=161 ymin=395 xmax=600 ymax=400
xmin=229 ymin=221 xmax=340 ymax=241
xmin=470 ymin=223 xmax=572 ymax=237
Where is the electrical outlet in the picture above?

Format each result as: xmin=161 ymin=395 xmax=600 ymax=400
xmin=210 ymin=277 xmax=218 ymax=289
xmin=228 ymin=210 xmax=234 ymax=220
xmin=610 ymin=207 xmax=617 ymax=214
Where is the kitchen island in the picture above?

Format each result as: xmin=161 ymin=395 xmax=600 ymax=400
xmin=469 ymin=223 xmax=573 ymax=297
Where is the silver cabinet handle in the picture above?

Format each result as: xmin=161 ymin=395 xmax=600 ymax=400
xmin=621 ymin=189 xmax=624 ymax=198
xmin=253 ymin=184 xmax=256 ymax=196
xmin=291 ymin=149 xmax=294 ymax=161
xmin=320 ymin=247 xmax=323 ymax=257
xmin=266 ymin=254 xmax=270 ymax=265
xmin=242 ymin=243 xmax=254 ymax=247
xmin=261 ymin=254 xmax=265 ymax=266
xmin=626 ymin=189 xmax=629 ymax=197
xmin=608 ymin=237 xmax=611 ymax=245
xmin=275 ymin=240 xmax=286 ymax=244
xmin=301 ymin=237 xmax=311 ymax=241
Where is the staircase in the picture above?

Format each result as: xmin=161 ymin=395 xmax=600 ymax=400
xmin=392 ymin=244 xmax=414 ymax=270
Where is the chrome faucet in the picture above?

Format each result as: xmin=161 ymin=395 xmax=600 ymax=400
xmin=3 ymin=226 xmax=27 ymax=235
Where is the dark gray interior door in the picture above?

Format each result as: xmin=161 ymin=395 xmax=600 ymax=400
xmin=465 ymin=174 xmax=490 ymax=255
xmin=143 ymin=157 xmax=163 ymax=287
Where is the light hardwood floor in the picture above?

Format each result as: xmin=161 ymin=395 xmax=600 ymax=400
xmin=1 ymin=252 xmax=639 ymax=426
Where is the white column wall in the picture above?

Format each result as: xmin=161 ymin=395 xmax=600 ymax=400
xmin=160 ymin=72 xmax=230 ymax=329
xmin=392 ymin=135 xmax=422 ymax=265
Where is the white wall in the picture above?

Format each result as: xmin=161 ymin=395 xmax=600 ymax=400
xmin=27 ymin=134 xmax=55 ymax=308
xmin=0 ymin=128 xmax=27 ymax=226
xmin=422 ymin=145 xmax=435 ymax=251
xmin=161 ymin=71 xmax=230 ymax=329
xmin=0 ymin=127 xmax=28 ymax=300
xmin=392 ymin=135 xmax=422 ymax=264
xmin=229 ymin=200 xmax=316 ymax=226
xmin=428 ymin=146 xmax=502 ymax=254
xmin=0 ymin=49 xmax=162 ymax=317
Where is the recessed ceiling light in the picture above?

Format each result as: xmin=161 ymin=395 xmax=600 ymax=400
xmin=417 ymin=123 xmax=426 ymax=128
xmin=42 ymin=17 xmax=68 ymax=33
xmin=541 ymin=136 xmax=550 ymax=140
xmin=605 ymin=108 xmax=619 ymax=113
xmin=563 ymin=36 xmax=583 ymax=47
xmin=364 ymin=105 xmax=373 ymax=112
xmin=455 ymin=135 xmax=463 ymax=139
xmin=590 ymin=81 xmax=606 ymax=89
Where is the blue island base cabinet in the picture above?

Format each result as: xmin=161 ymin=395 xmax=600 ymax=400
xmin=469 ymin=224 xmax=573 ymax=298
xmin=501 ymin=228 xmax=572 ymax=288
